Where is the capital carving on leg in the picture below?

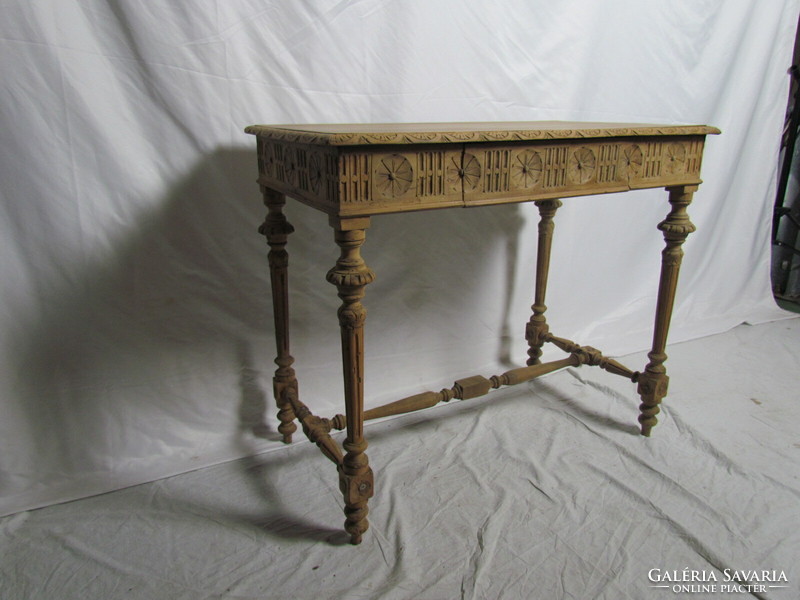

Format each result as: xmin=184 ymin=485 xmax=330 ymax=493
xmin=326 ymin=227 xmax=376 ymax=317
xmin=259 ymin=187 xmax=297 ymax=443
xmin=526 ymin=199 xmax=562 ymax=365
xmin=638 ymin=185 xmax=697 ymax=436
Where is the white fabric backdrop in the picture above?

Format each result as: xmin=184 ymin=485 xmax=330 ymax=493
xmin=0 ymin=0 xmax=795 ymax=516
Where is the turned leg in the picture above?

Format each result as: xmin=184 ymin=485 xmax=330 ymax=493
xmin=326 ymin=217 xmax=375 ymax=545
xmin=526 ymin=199 xmax=563 ymax=365
xmin=638 ymin=185 xmax=697 ymax=436
xmin=258 ymin=187 xmax=298 ymax=444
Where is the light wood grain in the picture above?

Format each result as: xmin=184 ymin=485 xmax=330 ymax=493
xmin=638 ymin=185 xmax=697 ymax=436
xmin=258 ymin=188 xmax=297 ymax=444
xmin=245 ymin=121 xmax=720 ymax=145
xmin=249 ymin=121 xmax=718 ymax=544
xmin=326 ymin=220 xmax=375 ymax=545
xmin=526 ymin=199 xmax=562 ymax=365
xmin=248 ymin=123 xmax=715 ymax=218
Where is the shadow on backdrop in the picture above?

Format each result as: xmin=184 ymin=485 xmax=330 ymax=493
xmin=8 ymin=146 xmax=526 ymax=541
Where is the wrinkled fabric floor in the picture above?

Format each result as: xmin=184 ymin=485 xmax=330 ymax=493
xmin=1 ymin=318 xmax=798 ymax=600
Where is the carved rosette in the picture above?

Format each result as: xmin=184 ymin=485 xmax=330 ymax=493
xmin=375 ymin=154 xmax=413 ymax=198
xmin=511 ymin=150 xmax=543 ymax=188
xmin=445 ymin=156 xmax=460 ymax=188
xmin=568 ymin=147 xmax=596 ymax=184
xmin=262 ymin=142 xmax=277 ymax=178
xmin=664 ymin=143 xmax=687 ymax=175
xmin=446 ymin=153 xmax=481 ymax=191
xmin=618 ymin=144 xmax=643 ymax=180
xmin=283 ymin=149 xmax=299 ymax=188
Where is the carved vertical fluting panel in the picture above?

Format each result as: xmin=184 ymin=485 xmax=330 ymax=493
xmin=294 ymin=147 xmax=309 ymax=191
xmin=340 ymin=154 xmax=372 ymax=204
xmin=638 ymin=185 xmax=697 ymax=436
xmin=416 ymin=151 xmax=444 ymax=196
xmin=597 ymin=144 xmax=619 ymax=183
xmin=685 ymin=139 xmax=703 ymax=174
xmin=643 ymin=142 xmax=663 ymax=179
xmin=483 ymin=148 xmax=511 ymax=193
xmin=543 ymin=146 xmax=569 ymax=188
xmin=325 ymin=153 xmax=338 ymax=201
xmin=526 ymin=199 xmax=563 ymax=365
xmin=272 ymin=144 xmax=287 ymax=184
xmin=326 ymin=222 xmax=375 ymax=544
xmin=258 ymin=188 xmax=298 ymax=443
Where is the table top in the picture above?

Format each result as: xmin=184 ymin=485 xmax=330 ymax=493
xmin=245 ymin=121 xmax=719 ymax=146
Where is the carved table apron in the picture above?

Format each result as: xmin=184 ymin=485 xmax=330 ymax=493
xmin=245 ymin=122 xmax=719 ymax=544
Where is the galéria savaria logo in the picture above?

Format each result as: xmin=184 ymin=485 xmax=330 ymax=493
xmin=648 ymin=568 xmax=790 ymax=594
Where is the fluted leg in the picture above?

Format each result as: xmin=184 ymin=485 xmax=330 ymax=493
xmin=258 ymin=188 xmax=297 ymax=444
xmin=638 ymin=185 xmax=697 ymax=436
xmin=326 ymin=217 xmax=375 ymax=545
xmin=526 ymin=199 xmax=563 ymax=365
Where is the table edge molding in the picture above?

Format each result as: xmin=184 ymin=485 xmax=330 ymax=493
xmin=244 ymin=124 xmax=721 ymax=146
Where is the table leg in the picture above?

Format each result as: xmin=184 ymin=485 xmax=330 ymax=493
xmin=638 ymin=185 xmax=698 ymax=436
xmin=326 ymin=217 xmax=375 ymax=545
xmin=258 ymin=187 xmax=297 ymax=444
xmin=526 ymin=199 xmax=563 ymax=365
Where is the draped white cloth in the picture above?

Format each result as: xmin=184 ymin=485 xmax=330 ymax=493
xmin=2 ymin=320 xmax=799 ymax=599
xmin=0 ymin=0 xmax=796 ymax=516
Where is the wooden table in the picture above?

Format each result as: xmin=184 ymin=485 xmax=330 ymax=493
xmin=245 ymin=122 xmax=719 ymax=544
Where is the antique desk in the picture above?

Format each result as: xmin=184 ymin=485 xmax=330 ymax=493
xmin=245 ymin=122 xmax=719 ymax=544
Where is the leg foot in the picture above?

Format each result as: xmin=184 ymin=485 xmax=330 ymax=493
xmin=637 ymin=360 xmax=669 ymax=436
xmin=339 ymin=440 xmax=374 ymax=545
